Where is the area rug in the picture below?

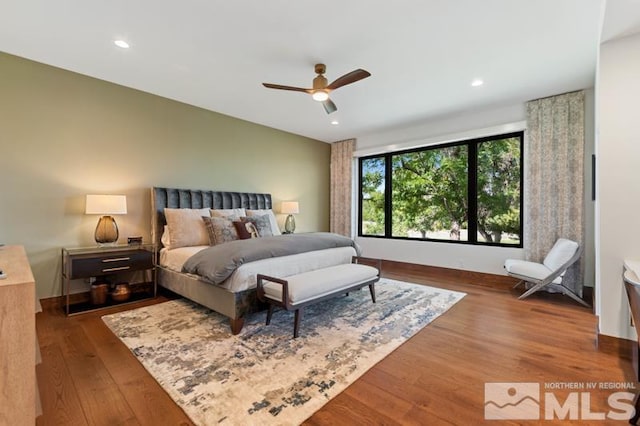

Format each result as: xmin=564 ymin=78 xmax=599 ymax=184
xmin=102 ymin=278 xmax=465 ymax=425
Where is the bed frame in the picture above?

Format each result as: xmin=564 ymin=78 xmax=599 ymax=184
xmin=151 ymin=187 xmax=273 ymax=334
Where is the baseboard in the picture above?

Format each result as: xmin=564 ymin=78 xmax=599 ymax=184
xmin=380 ymin=259 xmax=518 ymax=289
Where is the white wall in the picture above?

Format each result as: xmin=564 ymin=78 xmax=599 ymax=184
xmin=357 ymin=103 xmax=526 ymax=153
xmin=584 ymin=88 xmax=596 ymax=289
xmin=358 ymin=237 xmax=522 ymax=275
xmin=596 ymin=32 xmax=640 ymax=339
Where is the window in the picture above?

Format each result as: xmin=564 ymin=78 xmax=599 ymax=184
xmin=360 ymin=157 xmax=386 ymax=236
xmin=358 ymin=131 xmax=523 ymax=247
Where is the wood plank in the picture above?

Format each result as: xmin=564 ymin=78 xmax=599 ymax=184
xmin=35 ymin=263 xmax=636 ymax=425
xmin=303 ymin=392 xmax=401 ymax=425
xmin=36 ymin=343 xmax=88 ymax=426
xmin=57 ymin=318 xmax=140 ymax=426
xmin=78 ymin=314 xmax=195 ymax=426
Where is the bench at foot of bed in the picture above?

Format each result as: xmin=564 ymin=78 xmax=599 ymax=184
xmin=256 ymin=256 xmax=381 ymax=338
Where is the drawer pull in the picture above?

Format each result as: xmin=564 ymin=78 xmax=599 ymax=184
xmin=102 ymin=266 xmax=130 ymax=272
xmin=102 ymin=257 xmax=130 ymax=263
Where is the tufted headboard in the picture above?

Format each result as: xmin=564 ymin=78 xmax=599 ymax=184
xmin=151 ymin=187 xmax=273 ymax=249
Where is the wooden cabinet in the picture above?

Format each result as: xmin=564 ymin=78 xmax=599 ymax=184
xmin=62 ymin=244 xmax=156 ymax=315
xmin=0 ymin=245 xmax=38 ymax=424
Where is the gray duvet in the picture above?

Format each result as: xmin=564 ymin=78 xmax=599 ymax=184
xmin=182 ymin=232 xmax=361 ymax=284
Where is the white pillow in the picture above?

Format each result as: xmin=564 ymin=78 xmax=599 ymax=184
xmin=246 ymin=209 xmax=281 ymax=236
xmin=164 ymin=208 xmax=211 ymax=249
xmin=211 ymin=208 xmax=246 ymax=218
xmin=161 ymin=225 xmax=171 ymax=249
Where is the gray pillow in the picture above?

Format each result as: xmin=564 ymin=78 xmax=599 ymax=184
xmin=241 ymin=215 xmax=273 ymax=237
xmin=202 ymin=216 xmax=239 ymax=245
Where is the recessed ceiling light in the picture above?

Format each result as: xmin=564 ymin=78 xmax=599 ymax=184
xmin=114 ymin=40 xmax=130 ymax=49
xmin=331 ymin=120 xmax=339 ymax=125
xmin=471 ymin=79 xmax=484 ymax=87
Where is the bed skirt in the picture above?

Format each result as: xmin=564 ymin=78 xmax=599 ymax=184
xmin=157 ymin=267 xmax=266 ymax=320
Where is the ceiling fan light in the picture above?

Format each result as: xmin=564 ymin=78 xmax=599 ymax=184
xmin=312 ymin=90 xmax=329 ymax=102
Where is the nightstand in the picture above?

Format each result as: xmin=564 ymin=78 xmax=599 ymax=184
xmin=61 ymin=244 xmax=155 ymax=315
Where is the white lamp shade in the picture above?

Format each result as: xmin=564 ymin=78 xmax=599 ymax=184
xmin=85 ymin=195 xmax=127 ymax=215
xmin=281 ymin=201 xmax=299 ymax=214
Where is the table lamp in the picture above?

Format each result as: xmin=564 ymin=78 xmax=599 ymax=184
xmin=281 ymin=201 xmax=299 ymax=234
xmin=85 ymin=194 xmax=127 ymax=245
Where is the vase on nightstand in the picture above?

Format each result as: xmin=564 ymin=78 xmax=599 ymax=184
xmin=111 ymin=282 xmax=131 ymax=302
xmin=90 ymin=282 xmax=109 ymax=305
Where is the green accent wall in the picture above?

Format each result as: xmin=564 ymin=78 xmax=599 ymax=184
xmin=0 ymin=52 xmax=330 ymax=299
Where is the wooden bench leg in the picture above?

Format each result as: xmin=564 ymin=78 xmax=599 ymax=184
xmin=369 ymin=284 xmax=376 ymax=303
xmin=294 ymin=308 xmax=303 ymax=338
xmin=266 ymin=304 xmax=274 ymax=325
xmin=229 ymin=317 xmax=244 ymax=335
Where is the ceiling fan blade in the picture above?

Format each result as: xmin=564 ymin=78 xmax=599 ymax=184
xmin=262 ymin=83 xmax=312 ymax=94
xmin=323 ymin=98 xmax=337 ymax=114
xmin=326 ymin=69 xmax=371 ymax=90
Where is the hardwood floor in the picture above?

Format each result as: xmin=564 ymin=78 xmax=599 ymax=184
xmin=35 ymin=263 xmax=636 ymax=425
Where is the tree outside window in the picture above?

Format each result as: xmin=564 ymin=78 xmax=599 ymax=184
xmin=358 ymin=132 xmax=523 ymax=247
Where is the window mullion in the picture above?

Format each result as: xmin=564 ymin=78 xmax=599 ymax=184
xmin=468 ymin=142 xmax=478 ymax=243
xmin=384 ymin=154 xmax=393 ymax=238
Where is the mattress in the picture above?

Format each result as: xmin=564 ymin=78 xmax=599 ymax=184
xmin=158 ymin=245 xmax=357 ymax=293
xmin=160 ymin=246 xmax=208 ymax=272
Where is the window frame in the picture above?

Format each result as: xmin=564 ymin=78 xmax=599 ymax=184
xmin=357 ymin=131 xmax=524 ymax=248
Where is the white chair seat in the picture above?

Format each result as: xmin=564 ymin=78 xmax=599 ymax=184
xmin=504 ymin=259 xmax=562 ymax=284
xmin=503 ymin=238 xmax=588 ymax=307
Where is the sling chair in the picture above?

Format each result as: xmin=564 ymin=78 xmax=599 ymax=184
xmin=504 ymin=238 xmax=589 ymax=307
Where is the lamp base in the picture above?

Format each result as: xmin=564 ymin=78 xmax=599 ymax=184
xmin=95 ymin=215 xmax=119 ymax=245
xmin=284 ymin=214 xmax=296 ymax=234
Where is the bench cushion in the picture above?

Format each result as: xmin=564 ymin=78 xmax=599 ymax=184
xmin=262 ymin=263 xmax=378 ymax=305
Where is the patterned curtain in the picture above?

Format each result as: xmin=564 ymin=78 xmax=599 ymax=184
xmin=330 ymin=139 xmax=355 ymax=236
xmin=525 ymin=90 xmax=585 ymax=295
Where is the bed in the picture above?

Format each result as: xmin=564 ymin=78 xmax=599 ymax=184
xmin=151 ymin=187 xmax=358 ymax=334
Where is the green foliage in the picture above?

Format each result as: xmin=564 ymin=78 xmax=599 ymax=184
xmin=360 ymin=137 xmax=520 ymax=244
xmin=477 ymin=137 xmax=521 ymax=243
xmin=391 ymin=146 xmax=468 ymax=239
xmin=361 ymin=158 xmax=385 ymax=235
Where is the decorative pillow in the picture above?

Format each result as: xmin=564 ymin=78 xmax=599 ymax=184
xmin=241 ymin=214 xmax=273 ymax=237
xmin=246 ymin=209 xmax=281 ymax=236
xmin=233 ymin=221 xmax=253 ymax=240
xmin=245 ymin=222 xmax=260 ymax=238
xmin=164 ymin=208 xmax=211 ymax=249
xmin=211 ymin=208 xmax=246 ymax=219
xmin=202 ymin=216 xmax=239 ymax=246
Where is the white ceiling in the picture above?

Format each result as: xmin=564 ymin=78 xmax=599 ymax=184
xmin=0 ymin=0 xmax=633 ymax=143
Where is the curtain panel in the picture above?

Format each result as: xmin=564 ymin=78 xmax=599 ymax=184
xmin=525 ymin=90 xmax=585 ymax=295
xmin=330 ymin=139 xmax=355 ymax=237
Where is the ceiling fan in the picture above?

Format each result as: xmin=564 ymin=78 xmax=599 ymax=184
xmin=262 ymin=64 xmax=371 ymax=114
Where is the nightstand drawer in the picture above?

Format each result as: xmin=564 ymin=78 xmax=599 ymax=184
xmin=69 ymin=250 xmax=152 ymax=279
